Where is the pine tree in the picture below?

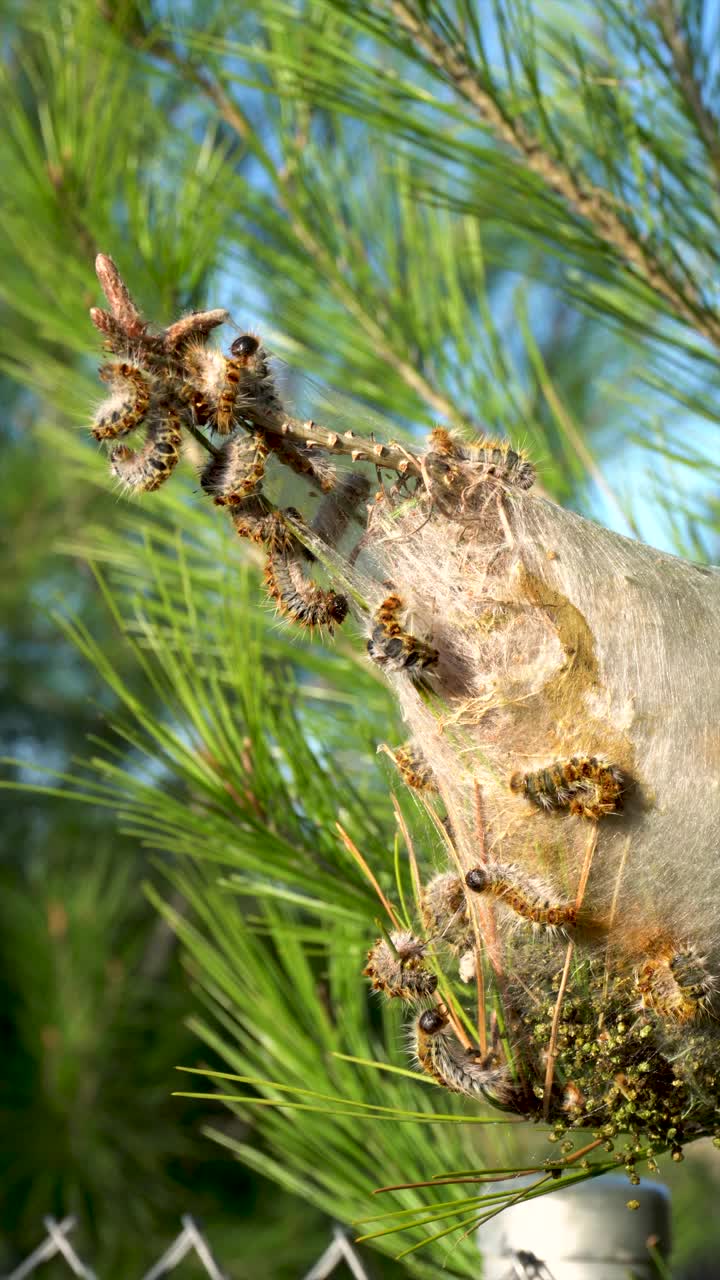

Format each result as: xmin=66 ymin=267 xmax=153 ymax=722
xmin=4 ymin=1 xmax=720 ymax=1275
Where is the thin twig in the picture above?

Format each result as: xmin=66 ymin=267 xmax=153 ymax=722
xmin=542 ymin=941 xmax=575 ymax=1123
xmin=390 ymin=793 xmax=422 ymax=906
xmin=335 ymin=822 xmax=401 ymax=928
xmin=574 ymin=825 xmax=599 ymax=909
xmin=109 ymin=13 xmax=478 ymax=429
xmin=599 ymin=835 xmax=632 ymax=1027
xmin=542 ymin=826 xmax=598 ymax=1119
xmin=472 ymin=782 xmax=489 ymax=1054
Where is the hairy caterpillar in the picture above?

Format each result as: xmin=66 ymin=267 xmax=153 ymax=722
xmin=465 ymin=863 xmax=577 ymax=930
xmin=392 ymin=742 xmax=437 ymax=792
xmin=425 ymin=426 xmax=535 ymax=495
xmin=414 ymin=1007 xmax=509 ymax=1101
xmin=510 ymin=756 xmax=625 ymax=820
xmin=367 ymin=594 xmax=439 ymax=676
xmin=364 ymin=931 xmax=437 ymax=1001
xmin=266 ymin=432 xmax=338 ymax=494
xmin=180 ymin=333 xmax=282 ymax=435
xmin=109 ymin=403 xmax=183 ymax=493
xmin=263 ymin=513 xmax=349 ymax=633
xmin=185 ymin=332 xmax=337 ymax=490
xmin=420 ymin=872 xmax=472 ymax=951
xmin=216 ymin=334 xmax=277 ymax=435
xmin=231 ymin=497 xmax=274 ymax=545
xmin=636 ymin=940 xmax=717 ymax=1025
xmin=200 ymin=433 xmax=269 ymax=505
xmin=92 ymin=361 xmax=152 ymax=441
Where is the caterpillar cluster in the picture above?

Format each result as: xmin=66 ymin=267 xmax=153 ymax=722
xmin=367 ymin=594 xmax=439 ymax=677
xmin=109 ymin=400 xmax=183 ymax=494
xmin=200 ymin=433 xmax=269 ymax=505
xmin=424 ymin=426 xmax=535 ymax=510
xmin=364 ymin=931 xmax=437 ymax=1001
xmin=89 ymin=258 xmax=336 ymax=502
xmin=392 ymin=742 xmax=437 ymax=793
xmin=510 ymin=756 xmax=625 ymax=820
xmin=363 ymin=855 xmax=720 ymax=1158
xmin=362 ymin=718 xmax=720 ymax=1161
xmin=89 ymin=259 xmax=353 ymax=633
xmin=636 ymin=940 xmax=716 ymax=1025
xmin=91 ymin=256 xmax=720 ymax=1168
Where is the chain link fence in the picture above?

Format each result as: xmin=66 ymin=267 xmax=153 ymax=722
xmin=2 ymin=1218 xmax=372 ymax=1280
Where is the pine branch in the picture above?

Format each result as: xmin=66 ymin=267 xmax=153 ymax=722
xmin=652 ymin=0 xmax=720 ymax=186
xmin=387 ymin=0 xmax=720 ymax=347
xmin=108 ymin=13 xmax=476 ymax=428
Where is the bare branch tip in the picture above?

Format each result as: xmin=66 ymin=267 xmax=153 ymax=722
xmin=89 ymin=306 xmax=111 ymax=332
xmin=95 ymin=252 xmax=117 ymax=279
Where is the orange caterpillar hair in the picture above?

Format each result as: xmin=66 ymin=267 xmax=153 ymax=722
xmin=636 ymin=939 xmax=717 ymax=1025
xmin=263 ymin=513 xmax=349 ymax=633
xmin=364 ymin=931 xmax=437 ymax=1002
xmin=230 ymin=497 xmax=273 ymax=545
xmin=109 ymin=404 xmax=182 ymax=493
xmin=393 ymin=741 xmax=437 ymax=793
xmin=465 ymin=863 xmax=577 ymax=930
xmin=426 ymin=427 xmax=535 ymax=492
xmin=367 ymin=593 xmax=438 ymax=676
xmin=200 ymin=433 xmax=269 ymax=505
xmin=510 ymin=756 xmax=625 ymax=820
xmin=92 ymin=361 xmax=151 ymax=441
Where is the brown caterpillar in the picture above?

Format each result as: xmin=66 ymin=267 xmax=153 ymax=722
xmin=263 ymin=513 xmax=349 ymax=633
xmin=367 ymin=594 xmax=438 ymax=676
xmin=420 ymin=872 xmax=472 ymax=951
xmin=425 ymin=427 xmax=535 ymax=494
xmin=200 ymin=433 xmax=269 ymax=505
xmin=171 ymin=371 xmax=215 ymax=428
xmin=510 ymin=756 xmax=625 ymax=820
xmin=636 ymin=940 xmax=717 ymax=1025
xmin=393 ymin=742 xmax=437 ymax=792
xmin=109 ymin=403 xmax=183 ymax=493
xmin=267 ymin=432 xmax=338 ymax=493
xmin=180 ymin=333 xmax=282 ymax=436
xmin=186 ymin=333 xmax=337 ymax=490
xmin=231 ymin=497 xmax=274 ymax=545
xmin=414 ymin=1007 xmax=509 ymax=1101
xmin=364 ymin=931 xmax=437 ymax=1001
xmin=92 ymin=361 xmax=152 ymax=440
xmin=224 ymin=334 xmax=285 ymax=423
xmin=216 ymin=335 xmax=267 ymax=435
xmin=465 ymin=863 xmax=577 ymax=930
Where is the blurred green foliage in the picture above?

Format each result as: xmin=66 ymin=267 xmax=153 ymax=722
xmin=4 ymin=0 xmax=720 ymax=1274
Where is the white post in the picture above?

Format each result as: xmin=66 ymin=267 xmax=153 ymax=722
xmin=478 ymin=1177 xmax=671 ymax=1278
